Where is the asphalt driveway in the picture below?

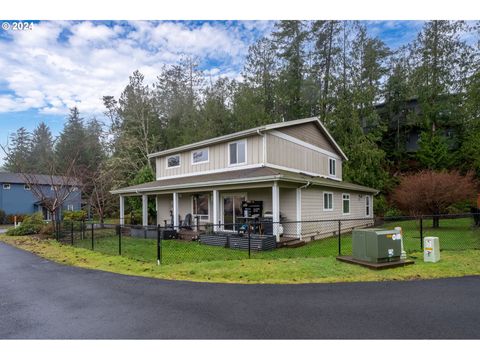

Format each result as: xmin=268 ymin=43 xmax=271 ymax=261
xmin=0 ymin=241 xmax=479 ymax=339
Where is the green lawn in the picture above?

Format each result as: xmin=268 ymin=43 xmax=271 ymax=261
xmin=1 ymin=234 xmax=479 ymax=284
xmin=67 ymin=217 xmax=480 ymax=265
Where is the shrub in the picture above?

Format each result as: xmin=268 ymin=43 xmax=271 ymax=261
xmin=63 ymin=210 xmax=87 ymax=221
xmin=6 ymin=212 xmax=45 ymax=236
xmin=0 ymin=209 xmax=6 ymax=225
xmin=39 ymin=223 xmax=54 ymax=236
xmin=392 ymin=170 xmax=477 ymax=227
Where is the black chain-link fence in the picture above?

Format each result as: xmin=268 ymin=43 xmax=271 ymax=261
xmin=56 ymin=213 xmax=480 ymax=265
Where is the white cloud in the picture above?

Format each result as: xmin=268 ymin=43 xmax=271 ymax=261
xmin=0 ymin=20 xmax=271 ymax=116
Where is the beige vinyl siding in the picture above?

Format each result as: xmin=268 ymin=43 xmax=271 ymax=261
xmin=300 ymin=186 xmax=373 ymax=240
xmin=279 ymin=122 xmax=339 ymax=155
xmin=155 ymin=135 xmax=264 ymax=179
xmin=266 ymin=133 xmax=342 ymax=179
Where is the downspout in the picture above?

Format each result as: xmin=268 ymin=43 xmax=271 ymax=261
xmin=299 ymin=181 xmax=311 ymax=190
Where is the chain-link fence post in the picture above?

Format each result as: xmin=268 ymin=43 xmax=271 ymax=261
xmin=248 ymin=221 xmax=251 ymax=259
xmin=420 ymin=216 xmax=423 ymax=250
xmin=338 ymin=220 xmax=341 ymax=256
xmin=70 ymin=221 xmax=74 ymax=246
xmin=118 ymin=224 xmax=122 ymax=255
xmin=91 ymin=223 xmax=94 ymax=250
xmin=157 ymin=225 xmax=162 ymax=265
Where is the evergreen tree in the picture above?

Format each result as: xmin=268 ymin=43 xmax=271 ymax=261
xmin=272 ymin=20 xmax=308 ymax=120
xmin=416 ymin=131 xmax=453 ymax=170
xmin=241 ymin=37 xmax=278 ymax=124
xmin=410 ymin=20 xmax=475 ymax=133
xmin=3 ymin=127 xmax=32 ymax=172
xmin=55 ymin=107 xmax=89 ymax=173
xmin=29 ymin=122 xmax=54 ymax=173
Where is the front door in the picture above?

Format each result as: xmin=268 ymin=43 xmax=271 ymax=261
xmin=221 ymin=194 xmax=246 ymax=231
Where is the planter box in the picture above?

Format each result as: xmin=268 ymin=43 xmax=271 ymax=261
xmin=199 ymin=233 xmax=229 ymax=247
xmin=229 ymin=234 xmax=276 ymax=251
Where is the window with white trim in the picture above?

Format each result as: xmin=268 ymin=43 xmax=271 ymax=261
xmin=229 ymin=140 xmax=246 ymax=166
xmin=192 ymin=194 xmax=209 ymax=220
xmin=24 ymin=184 xmax=31 ymax=191
xmin=3 ymin=183 xmax=11 ymax=190
xmin=192 ymin=148 xmax=209 ymax=164
xmin=342 ymin=193 xmax=350 ymax=214
xmin=67 ymin=204 xmax=74 ymax=211
xmin=167 ymin=154 xmax=180 ymax=168
xmin=323 ymin=192 xmax=333 ymax=211
xmin=329 ymin=158 xmax=336 ymax=177
xmin=365 ymin=195 xmax=371 ymax=216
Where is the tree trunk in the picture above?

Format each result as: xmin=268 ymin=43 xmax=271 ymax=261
xmin=432 ymin=214 xmax=440 ymax=228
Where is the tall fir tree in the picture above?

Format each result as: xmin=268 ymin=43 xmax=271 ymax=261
xmin=29 ymin=122 xmax=54 ymax=173
xmin=3 ymin=127 xmax=32 ymax=172
xmin=272 ymin=20 xmax=308 ymax=120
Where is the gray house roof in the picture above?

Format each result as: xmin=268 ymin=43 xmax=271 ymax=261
xmin=147 ymin=117 xmax=349 ymax=161
xmin=110 ymin=166 xmax=377 ymax=195
xmin=0 ymin=172 xmax=81 ymax=186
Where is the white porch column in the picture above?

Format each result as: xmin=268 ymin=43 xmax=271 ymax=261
xmin=296 ymin=188 xmax=302 ymax=238
xmin=119 ymin=195 xmax=125 ymax=225
xmin=142 ymin=194 xmax=148 ymax=226
xmin=155 ymin=195 xmax=160 ymax=225
xmin=172 ymin=192 xmax=179 ymax=228
xmin=212 ymin=189 xmax=219 ymax=230
xmin=272 ymin=181 xmax=280 ymax=242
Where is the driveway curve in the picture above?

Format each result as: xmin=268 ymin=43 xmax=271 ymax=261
xmin=0 ymin=241 xmax=479 ymax=339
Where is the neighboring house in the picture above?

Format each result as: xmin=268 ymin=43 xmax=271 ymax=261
xmin=0 ymin=172 xmax=82 ymax=220
xmin=373 ymin=97 xmax=459 ymax=154
xmin=111 ymin=117 xmax=377 ymax=241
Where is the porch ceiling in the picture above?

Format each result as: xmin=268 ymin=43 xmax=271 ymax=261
xmin=110 ymin=166 xmax=378 ymax=196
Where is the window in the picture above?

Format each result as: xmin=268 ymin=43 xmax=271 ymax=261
xmin=365 ymin=195 xmax=371 ymax=216
xmin=192 ymin=194 xmax=209 ymax=220
xmin=166 ymin=154 xmax=180 ymax=168
xmin=342 ymin=193 xmax=350 ymax=214
xmin=191 ymin=148 xmax=209 ymax=164
xmin=3 ymin=183 xmax=11 ymax=190
xmin=329 ymin=158 xmax=336 ymax=177
xmin=228 ymin=140 xmax=246 ymax=166
xmin=67 ymin=204 xmax=74 ymax=211
xmin=323 ymin=192 xmax=333 ymax=211
xmin=24 ymin=184 xmax=31 ymax=191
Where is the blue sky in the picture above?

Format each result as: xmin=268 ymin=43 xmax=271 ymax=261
xmin=0 ymin=20 xmax=427 ymax=162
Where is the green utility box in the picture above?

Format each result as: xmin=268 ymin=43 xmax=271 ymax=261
xmin=352 ymin=228 xmax=402 ymax=263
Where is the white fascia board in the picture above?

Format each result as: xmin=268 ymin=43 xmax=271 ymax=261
xmin=110 ymin=175 xmax=280 ymax=195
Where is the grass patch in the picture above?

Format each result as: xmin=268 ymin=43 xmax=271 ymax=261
xmin=2 ymin=234 xmax=479 ymax=284
xmin=65 ymin=217 xmax=480 ymax=265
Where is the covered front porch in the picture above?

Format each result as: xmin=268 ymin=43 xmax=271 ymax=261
xmin=117 ymin=181 xmax=301 ymax=243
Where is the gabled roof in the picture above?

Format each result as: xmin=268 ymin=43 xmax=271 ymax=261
xmin=0 ymin=172 xmax=81 ymax=186
xmin=110 ymin=166 xmax=377 ymax=195
xmin=147 ymin=117 xmax=348 ymax=161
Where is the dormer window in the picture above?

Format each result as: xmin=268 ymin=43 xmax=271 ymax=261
xmin=228 ymin=140 xmax=246 ymax=166
xmin=329 ymin=158 xmax=336 ymax=177
xmin=167 ymin=154 xmax=181 ymax=168
xmin=192 ymin=148 xmax=209 ymax=165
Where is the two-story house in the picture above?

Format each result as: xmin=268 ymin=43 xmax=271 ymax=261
xmin=111 ymin=117 xmax=377 ymax=241
xmin=0 ymin=172 xmax=82 ymax=221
